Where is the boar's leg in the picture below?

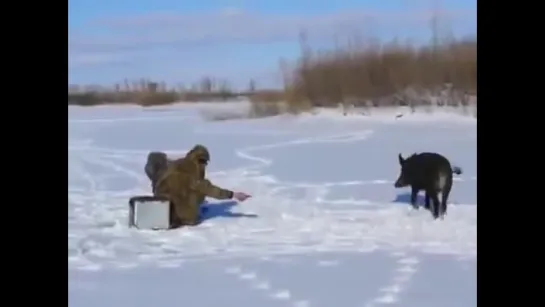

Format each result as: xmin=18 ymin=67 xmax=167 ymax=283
xmin=429 ymin=191 xmax=441 ymax=219
xmin=410 ymin=187 xmax=419 ymax=209
xmin=440 ymin=187 xmax=452 ymax=218
xmin=424 ymin=192 xmax=431 ymax=210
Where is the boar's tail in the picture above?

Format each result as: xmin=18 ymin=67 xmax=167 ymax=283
xmin=452 ymin=166 xmax=463 ymax=175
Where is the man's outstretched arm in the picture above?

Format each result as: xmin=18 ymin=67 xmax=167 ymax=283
xmin=189 ymin=178 xmax=233 ymax=200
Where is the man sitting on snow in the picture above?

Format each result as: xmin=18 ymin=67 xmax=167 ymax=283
xmin=154 ymin=144 xmax=251 ymax=228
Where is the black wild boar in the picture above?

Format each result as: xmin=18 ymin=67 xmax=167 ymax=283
xmin=394 ymin=152 xmax=463 ymax=219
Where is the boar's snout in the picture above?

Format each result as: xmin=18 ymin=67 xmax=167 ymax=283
xmin=394 ymin=176 xmax=406 ymax=188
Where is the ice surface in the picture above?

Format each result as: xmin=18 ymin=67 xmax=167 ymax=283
xmin=69 ymin=103 xmax=476 ymax=307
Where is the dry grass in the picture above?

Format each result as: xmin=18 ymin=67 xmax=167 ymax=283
xmin=68 ymin=77 xmax=241 ymax=106
xmin=247 ymin=90 xmax=287 ymax=117
xmin=68 ymin=90 xmax=241 ymax=106
xmin=280 ymin=36 xmax=476 ymax=113
xmin=70 ymin=35 xmax=476 ymax=118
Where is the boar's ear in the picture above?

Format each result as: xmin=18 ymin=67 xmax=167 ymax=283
xmin=398 ymin=153 xmax=404 ymax=165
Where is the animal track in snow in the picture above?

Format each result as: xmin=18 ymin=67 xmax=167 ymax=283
xmin=225 ymin=264 xmax=311 ymax=306
xmin=365 ymin=251 xmax=420 ymax=306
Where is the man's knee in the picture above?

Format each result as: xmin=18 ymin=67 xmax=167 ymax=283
xmin=184 ymin=218 xmax=201 ymax=226
xmin=180 ymin=210 xmax=201 ymax=226
xmin=169 ymin=217 xmax=201 ymax=229
xmin=169 ymin=205 xmax=201 ymax=228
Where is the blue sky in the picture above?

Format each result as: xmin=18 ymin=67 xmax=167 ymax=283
xmin=69 ymin=0 xmax=476 ymax=89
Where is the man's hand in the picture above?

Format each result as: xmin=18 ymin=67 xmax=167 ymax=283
xmin=233 ymin=192 xmax=251 ymax=202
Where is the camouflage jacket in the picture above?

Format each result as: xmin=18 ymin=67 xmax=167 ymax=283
xmin=154 ymin=145 xmax=233 ymax=223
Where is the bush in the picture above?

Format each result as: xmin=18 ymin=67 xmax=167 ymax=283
xmin=138 ymin=92 xmax=180 ymax=106
xmin=282 ymin=37 xmax=476 ymax=111
xmin=69 ymin=34 xmax=476 ymax=117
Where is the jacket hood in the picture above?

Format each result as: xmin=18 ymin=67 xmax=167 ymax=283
xmin=186 ymin=144 xmax=210 ymax=162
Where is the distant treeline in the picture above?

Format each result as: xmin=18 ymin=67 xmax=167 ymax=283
xmin=70 ymin=34 xmax=476 ymax=114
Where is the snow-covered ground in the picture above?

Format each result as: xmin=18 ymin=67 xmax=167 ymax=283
xmin=68 ymin=103 xmax=476 ymax=307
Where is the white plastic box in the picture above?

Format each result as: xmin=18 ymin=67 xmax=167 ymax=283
xmin=128 ymin=196 xmax=171 ymax=230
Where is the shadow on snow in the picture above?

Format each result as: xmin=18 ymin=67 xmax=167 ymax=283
xmin=200 ymin=200 xmax=258 ymax=222
xmin=392 ymin=191 xmax=475 ymax=207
